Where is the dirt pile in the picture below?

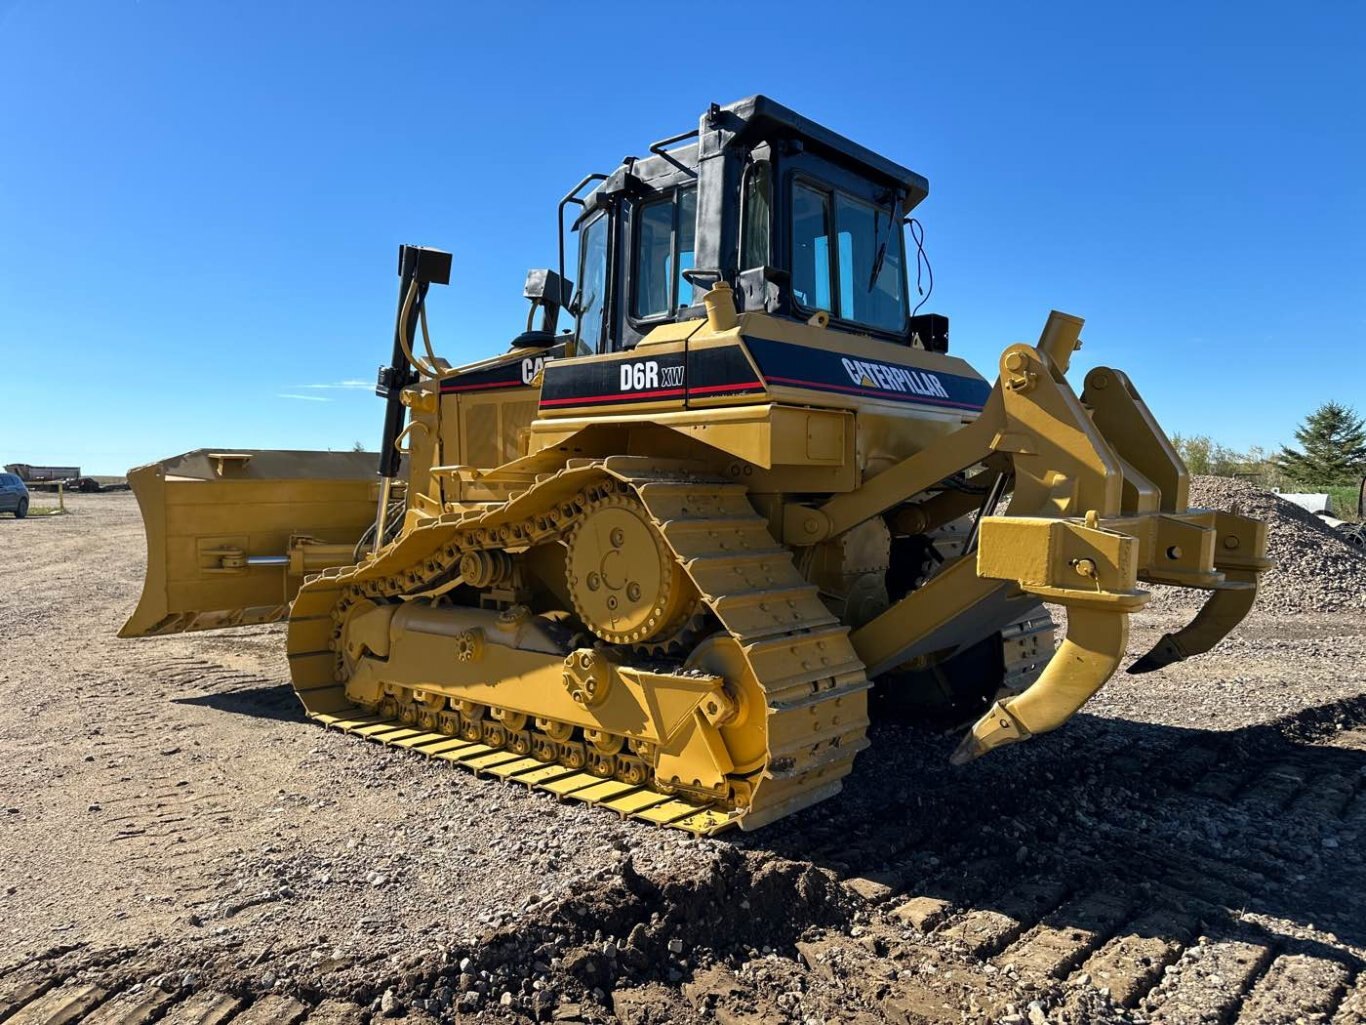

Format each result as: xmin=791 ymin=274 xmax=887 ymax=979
xmin=1147 ymin=475 xmax=1366 ymax=614
xmin=330 ymin=848 xmax=856 ymax=1021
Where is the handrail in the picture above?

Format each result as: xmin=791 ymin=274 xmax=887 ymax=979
xmin=649 ymin=127 xmax=700 ymax=177
xmin=648 ymin=127 xmax=699 ymax=158
xmin=557 ymin=173 xmax=608 ymax=290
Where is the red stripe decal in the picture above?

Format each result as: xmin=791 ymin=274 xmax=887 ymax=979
xmin=687 ymin=381 xmax=764 ymax=396
xmin=539 ymin=386 xmax=687 ymax=407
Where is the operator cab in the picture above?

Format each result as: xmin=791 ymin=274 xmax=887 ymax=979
xmin=560 ymin=95 xmax=946 ymax=357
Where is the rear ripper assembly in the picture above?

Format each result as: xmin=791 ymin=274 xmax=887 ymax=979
xmin=120 ymin=96 xmax=1270 ymax=833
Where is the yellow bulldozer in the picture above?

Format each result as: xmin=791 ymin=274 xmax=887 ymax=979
xmin=121 ymin=96 xmax=1270 ymax=834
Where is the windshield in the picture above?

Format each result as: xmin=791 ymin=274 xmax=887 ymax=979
xmin=791 ymin=181 xmax=906 ymax=332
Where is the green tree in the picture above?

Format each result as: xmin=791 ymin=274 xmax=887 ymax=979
xmin=1170 ymin=435 xmax=1288 ymax=486
xmin=1171 ymin=433 xmax=1241 ymax=476
xmin=1171 ymin=433 xmax=1215 ymax=474
xmin=1275 ymin=402 xmax=1366 ymax=487
xmin=352 ymin=440 xmax=367 ymax=453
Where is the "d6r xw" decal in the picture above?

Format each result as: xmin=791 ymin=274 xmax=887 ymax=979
xmin=619 ymin=361 xmax=684 ymax=391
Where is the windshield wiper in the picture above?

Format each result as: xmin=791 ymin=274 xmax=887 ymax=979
xmin=868 ymin=197 xmax=903 ymax=292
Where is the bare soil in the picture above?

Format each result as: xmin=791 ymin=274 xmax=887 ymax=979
xmin=3 ymin=494 xmax=1365 ymax=1024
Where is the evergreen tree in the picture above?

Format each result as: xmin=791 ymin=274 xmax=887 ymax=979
xmin=1275 ymin=402 xmax=1366 ymax=486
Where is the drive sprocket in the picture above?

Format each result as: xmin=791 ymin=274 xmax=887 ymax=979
xmin=564 ymin=492 xmax=700 ymax=646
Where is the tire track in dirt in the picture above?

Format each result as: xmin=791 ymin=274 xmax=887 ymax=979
xmin=228 ymin=695 xmax=1366 ymax=1019
xmin=79 ymin=659 xmax=252 ymax=880
xmin=784 ymin=700 xmax=1366 ymax=1023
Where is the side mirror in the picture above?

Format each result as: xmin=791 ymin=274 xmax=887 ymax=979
xmin=524 ymin=268 xmax=573 ymax=309
xmin=523 ymin=268 xmax=574 ymax=336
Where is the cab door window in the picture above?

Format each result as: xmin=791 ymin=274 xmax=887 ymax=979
xmin=632 ymin=187 xmax=697 ymax=320
xmin=576 ymin=212 xmax=610 ymax=353
xmin=792 ymin=183 xmax=833 ymax=312
xmin=742 ymin=161 xmax=772 ymax=269
xmin=676 ymin=187 xmax=696 ymax=307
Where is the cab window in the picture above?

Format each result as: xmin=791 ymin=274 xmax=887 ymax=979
xmin=632 ymin=187 xmax=696 ymax=319
xmin=742 ymin=161 xmax=772 ymax=269
xmin=835 ymin=193 xmax=905 ymax=330
xmin=576 ymin=212 xmax=610 ymax=353
xmin=792 ymin=183 xmax=832 ymax=312
xmin=791 ymin=180 xmax=907 ymax=331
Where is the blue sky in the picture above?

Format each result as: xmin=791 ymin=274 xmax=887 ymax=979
xmin=0 ymin=1 xmax=1362 ymax=474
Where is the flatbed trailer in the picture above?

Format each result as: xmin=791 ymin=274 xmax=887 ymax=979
xmin=4 ymin=463 xmax=81 ymax=482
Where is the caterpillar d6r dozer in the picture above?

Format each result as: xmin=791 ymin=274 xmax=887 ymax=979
xmin=121 ymin=96 xmax=1271 ymax=834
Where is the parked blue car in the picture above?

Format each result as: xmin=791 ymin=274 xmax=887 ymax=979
xmin=0 ymin=473 xmax=29 ymax=518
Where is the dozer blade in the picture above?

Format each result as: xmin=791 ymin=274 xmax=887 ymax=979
xmin=120 ymin=449 xmax=378 ymax=638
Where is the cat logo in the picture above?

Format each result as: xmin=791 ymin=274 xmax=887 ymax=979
xmin=521 ymin=356 xmax=550 ymax=385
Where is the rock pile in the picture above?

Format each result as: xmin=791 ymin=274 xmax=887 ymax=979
xmin=1147 ymin=475 xmax=1366 ymax=614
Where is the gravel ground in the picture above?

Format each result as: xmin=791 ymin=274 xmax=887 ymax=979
xmin=2 ymin=493 xmax=1365 ymax=1025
